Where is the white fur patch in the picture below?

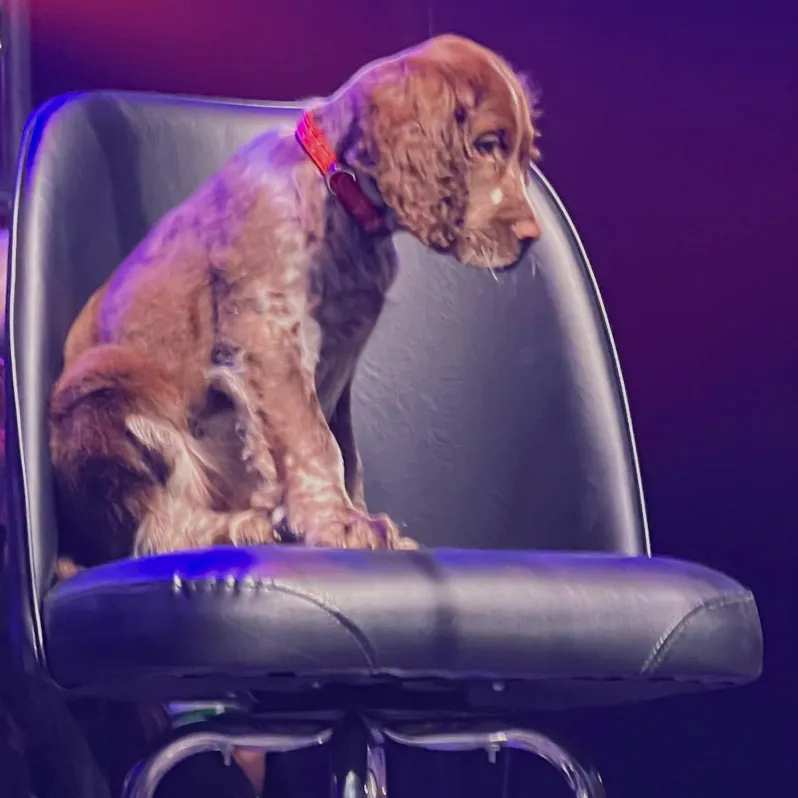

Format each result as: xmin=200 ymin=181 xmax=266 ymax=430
xmin=125 ymin=414 xmax=218 ymax=503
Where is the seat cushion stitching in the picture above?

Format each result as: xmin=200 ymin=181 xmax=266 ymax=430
xmin=172 ymin=572 xmax=378 ymax=670
xmin=640 ymin=593 xmax=754 ymax=674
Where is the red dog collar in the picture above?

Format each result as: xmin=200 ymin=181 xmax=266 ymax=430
xmin=295 ymin=112 xmax=384 ymax=234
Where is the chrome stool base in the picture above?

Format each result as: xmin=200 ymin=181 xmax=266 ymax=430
xmin=122 ymin=725 xmax=332 ymax=798
xmin=384 ymin=723 xmax=605 ymax=798
xmin=122 ymin=714 xmax=604 ymax=798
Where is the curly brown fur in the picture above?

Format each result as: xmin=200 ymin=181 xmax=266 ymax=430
xmin=50 ymin=34 xmax=542 ymax=565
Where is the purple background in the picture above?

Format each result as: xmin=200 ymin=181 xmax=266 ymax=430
xmin=28 ymin=0 xmax=798 ymax=794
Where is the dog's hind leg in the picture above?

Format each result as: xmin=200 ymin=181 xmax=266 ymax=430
xmin=49 ymin=344 xmax=219 ymax=565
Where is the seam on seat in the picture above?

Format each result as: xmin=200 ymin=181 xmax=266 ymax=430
xmin=171 ymin=572 xmax=378 ymax=670
xmin=640 ymin=593 xmax=755 ymax=674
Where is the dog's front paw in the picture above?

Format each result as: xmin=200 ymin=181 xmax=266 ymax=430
xmin=223 ymin=509 xmax=279 ymax=546
xmin=303 ymin=508 xmax=416 ymax=550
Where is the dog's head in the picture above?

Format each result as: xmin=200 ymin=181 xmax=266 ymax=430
xmin=340 ymin=34 xmax=542 ymax=268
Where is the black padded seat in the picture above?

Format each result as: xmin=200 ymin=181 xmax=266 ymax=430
xmin=43 ymin=546 xmax=760 ymax=708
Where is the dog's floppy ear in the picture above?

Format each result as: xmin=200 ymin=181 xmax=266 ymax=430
xmin=354 ymin=59 xmax=469 ymax=251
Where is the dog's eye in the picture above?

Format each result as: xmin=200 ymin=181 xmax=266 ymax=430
xmin=474 ymin=131 xmax=507 ymax=159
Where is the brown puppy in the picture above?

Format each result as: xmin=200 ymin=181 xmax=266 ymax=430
xmin=49 ymin=34 xmax=541 ymax=568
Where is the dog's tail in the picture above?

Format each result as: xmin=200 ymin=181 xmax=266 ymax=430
xmin=49 ymin=345 xmax=218 ymax=565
